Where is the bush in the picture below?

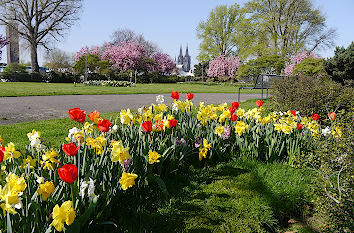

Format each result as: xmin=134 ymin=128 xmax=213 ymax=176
xmin=324 ymin=42 xmax=354 ymax=85
xmin=293 ymin=57 xmax=326 ymax=77
xmin=269 ymin=76 xmax=354 ymax=122
xmin=44 ymin=71 xmax=79 ymax=83
xmin=1 ymin=63 xmax=29 ymax=82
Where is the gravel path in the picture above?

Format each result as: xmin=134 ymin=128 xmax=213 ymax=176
xmin=0 ymin=93 xmax=262 ymax=125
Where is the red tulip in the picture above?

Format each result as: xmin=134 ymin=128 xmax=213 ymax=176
xmin=62 ymin=143 xmax=80 ymax=157
xmin=68 ymin=108 xmax=86 ymax=123
xmin=142 ymin=121 xmax=152 ymax=133
xmin=186 ymin=93 xmax=194 ymax=100
xmin=154 ymin=120 xmax=164 ymax=131
xmin=311 ymin=114 xmax=320 ymax=121
xmin=58 ymin=164 xmax=78 ymax=184
xmin=256 ymin=100 xmax=264 ymax=107
xmin=0 ymin=146 xmax=4 ymax=163
xmin=232 ymin=102 xmax=239 ymax=109
xmin=290 ymin=110 xmax=297 ymax=116
xmin=328 ymin=112 xmax=336 ymax=121
xmin=231 ymin=114 xmax=238 ymax=121
xmin=296 ymin=124 xmax=303 ymax=130
xmin=97 ymin=119 xmax=112 ymax=132
xmin=171 ymin=91 xmax=180 ymax=100
xmin=228 ymin=107 xmax=235 ymax=115
xmin=169 ymin=119 xmax=177 ymax=128
xmin=88 ymin=110 xmax=100 ymax=123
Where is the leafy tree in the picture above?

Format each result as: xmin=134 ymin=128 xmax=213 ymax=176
xmin=196 ymin=4 xmax=243 ymax=62
xmin=194 ymin=61 xmax=209 ymax=78
xmin=284 ymin=51 xmax=321 ymax=76
xmin=207 ymin=55 xmax=241 ymax=80
xmin=293 ymin=57 xmax=326 ymax=77
xmin=74 ymin=54 xmax=111 ymax=76
xmin=237 ymin=55 xmax=285 ymax=79
xmin=0 ymin=0 xmax=82 ymax=72
xmin=151 ymin=53 xmax=175 ymax=75
xmin=239 ymin=0 xmax=335 ymax=59
xmin=324 ymin=42 xmax=354 ymax=85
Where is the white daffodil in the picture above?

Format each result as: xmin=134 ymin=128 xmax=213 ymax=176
xmin=156 ymin=95 xmax=164 ymax=104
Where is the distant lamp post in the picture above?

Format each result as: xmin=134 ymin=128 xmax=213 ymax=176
xmin=84 ymin=51 xmax=88 ymax=82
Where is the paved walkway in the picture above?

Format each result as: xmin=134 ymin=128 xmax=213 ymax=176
xmin=0 ymin=93 xmax=261 ymax=125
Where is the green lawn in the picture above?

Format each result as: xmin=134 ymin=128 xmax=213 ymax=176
xmin=0 ymin=99 xmax=267 ymax=151
xmin=0 ymin=82 xmax=264 ymax=97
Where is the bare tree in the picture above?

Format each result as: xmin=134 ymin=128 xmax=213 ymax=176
xmin=44 ymin=48 xmax=74 ymax=71
xmin=0 ymin=0 xmax=82 ymax=72
xmin=111 ymin=28 xmax=160 ymax=57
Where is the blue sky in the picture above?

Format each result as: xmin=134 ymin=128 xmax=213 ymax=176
xmin=1 ymin=0 xmax=353 ymax=67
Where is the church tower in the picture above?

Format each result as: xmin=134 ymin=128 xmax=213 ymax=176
xmin=177 ymin=45 xmax=183 ymax=65
xmin=183 ymin=45 xmax=191 ymax=72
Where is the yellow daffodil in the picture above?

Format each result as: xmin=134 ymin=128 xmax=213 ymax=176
xmin=84 ymin=122 xmax=93 ymax=134
xmin=237 ymin=108 xmax=245 ymax=118
xmin=0 ymin=135 xmax=4 ymax=146
xmin=148 ymin=150 xmax=161 ymax=164
xmin=120 ymin=109 xmax=134 ymax=125
xmin=214 ymin=125 xmax=225 ymax=136
xmin=119 ymin=172 xmax=138 ymax=190
xmin=37 ymin=181 xmax=55 ymax=201
xmin=235 ymin=121 xmax=249 ymax=136
xmin=86 ymin=136 xmax=107 ymax=155
xmin=3 ymin=143 xmax=21 ymax=162
xmin=42 ymin=149 xmax=60 ymax=164
xmin=332 ymin=126 xmax=342 ymax=138
xmin=111 ymin=141 xmax=130 ymax=164
xmin=21 ymin=156 xmax=37 ymax=169
xmin=50 ymin=200 xmax=76 ymax=232
xmin=199 ymin=148 xmax=208 ymax=161
xmin=0 ymin=185 xmax=19 ymax=214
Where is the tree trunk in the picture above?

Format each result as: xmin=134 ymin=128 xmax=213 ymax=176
xmin=30 ymin=42 xmax=40 ymax=73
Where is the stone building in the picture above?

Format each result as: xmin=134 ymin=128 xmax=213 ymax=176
xmin=176 ymin=45 xmax=191 ymax=72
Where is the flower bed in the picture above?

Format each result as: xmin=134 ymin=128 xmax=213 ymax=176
xmin=83 ymin=80 xmax=134 ymax=87
xmin=0 ymin=93 xmax=341 ymax=232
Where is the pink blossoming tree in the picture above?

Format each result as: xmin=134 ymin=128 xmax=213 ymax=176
xmin=102 ymin=41 xmax=145 ymax=72
xmin=207 ymin=55 xmax=241 ymax=78
xmin=75 ymin=46 xmax=100 ymax=61
xmin=151 ymin=53 xmax=175 ymax=74
xmin=284 ymin=51 xmax=321 ymax=76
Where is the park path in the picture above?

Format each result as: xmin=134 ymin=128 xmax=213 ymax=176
xmin=0 ymin=93 xmax=261 ymax=125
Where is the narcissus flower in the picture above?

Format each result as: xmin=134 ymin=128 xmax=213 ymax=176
xmin=171 ymin=91 xmax=180 ymax=100
xmin=235 ymin=121 xmax=249 ymax=136
xmin=311 ymin=113 xmax=320 ymax=121
xmin=62 ymin=143 xmax=80 ymax=157
xmin=148 ymin=150 xmax=161 ymax=164
xmin=256 ymin=100 xmax=264 ymax=107
xmin=111 ymin=141 xmax=130 ymax=164
xmin=37 ymin=181 xmax=55 ymax=201
xmin=50 ymin=200 xmax=76 ymax=232
xmin=97 ymin=119 xmax=112 ymax=132
xmin=0 ymin=135 xmax=4 ymax=145
xmin=58 ymin=164 xmax=78 ymax=184
xmin=232 ymin=102 xmax=239 ymax=109
xmin=21 ymin=156 xmax=37 ymax=169
xmin=119 ymin=172 xmax=138 ymax=190
xmin=142 ymin=121 xmax=152 ymax=133
xmin=186 ymin=93 xmax=194 ymax=100
xmin=214 ymin=125 xmax=225 ymax=136
xmin=68 ymin=108 xmax=86 ymax=123
xmin=120 ymin=109 xmax=134 ymax=125
xmin=3 ymin=143 xmax=21 ymax=162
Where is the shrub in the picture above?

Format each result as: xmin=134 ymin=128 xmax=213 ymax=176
xmin=83 ymin=80 xmax=134 ymax=87
xmin=293 ymin=57 xmax=326 ymax=77
xmin=44 ymin=71 xmax=79 ymax=83
xmin=324 ymin=42 xmax=354 ymax=85
xmin=1 ymin=63 xmax=29 ymax=82
xmin=270 ymin=76 xmax=354 ymax=122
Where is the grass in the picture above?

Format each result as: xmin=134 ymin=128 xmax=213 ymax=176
xmin=0 ymin=82 xmax=264 ymax=97
xmin=0 ymin=99 xmax=267 ymax=151
xmin=111 ymin=159 xmax=317 ymax=232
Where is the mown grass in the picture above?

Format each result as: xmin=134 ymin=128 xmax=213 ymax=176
xmin=0 ymin=99 xmax=267 ymax=151
xmin=0 ymin=82 xmax=264 ymax=97
xmin=110 ymin=159 xmax=317 ymax=233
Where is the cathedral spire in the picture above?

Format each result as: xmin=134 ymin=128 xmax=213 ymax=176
xmin=185 ymin=44 xmax=189 ymax=56
xmin=179 ymin=45 xmax=183 ymax=57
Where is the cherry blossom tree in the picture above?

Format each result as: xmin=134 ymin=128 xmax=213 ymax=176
xmin=102 ymin=41 xmax=145 ymax=72
xmin=207 ymin=55 xmax=241 ymax=78
xmin=75 ymin=46 xmax=100 ymax=61
xmin=0 ymin=34 xmax=8 ymax=60
xmin=284 ymin=51 xmax=321 ymax=76
xmin=151 ymin=53 xmax=175 ymax=74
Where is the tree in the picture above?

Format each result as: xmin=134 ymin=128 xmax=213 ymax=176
xmin=284 ymin=51 xmax=321 ymax=76
xmin=194 ymin=61 xmax=209 ymax=78
xmin=0 ymin=0 xmax=82 ymax=72
xmin=74 ymin=46 xmax=110 ymax=75
xmin=44 ymin=48 xmax=74 ymax=71
xmin=293 ymin=57 xmax=326 ymax=78
xmin=102 ymin=41 xmax=145 ymax=73
xmin=0 ymin=34 xmax=8 ymax=60
xmin=196 ymin=4 xmax=243 ymax=62
xmin=151 ymin=53 xmax=175 ymax=75
xmin=237 ymin=55 xmax=285 ymax=79
xmin=111 ymin=28 xmax=160 ymax=57
xmin=207 ymin=55 xmax=241 ymax=80
xmin=324 ymin=42 xmax=354 ymax=85
xmin=240 ymin=0 xmax=336 ymax=59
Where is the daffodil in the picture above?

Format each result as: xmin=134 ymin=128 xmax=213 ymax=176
xmin=235 ymin=121 xmax=249 ymax=136
xmin=0 ymin=135 xmax=4 ymax=145
xmin=120 ymin=109 xmax=134 ymax=125
xmin=119 ymin=172 xmax=138 ymax=190
xmin=86 ymin=136 xmax=107 ymax=155
xmin=3 ymin=143 xmax=21 ymax=161
xmin=37 ymin=181 xmax=55 ymax=201
xmin=199 ymin=148 xmax=208 ymax=161
xmin=214 ymin=125 xmax=225 ymax=136
xmin=111 ymin=141 xmax=130 ymax=164
xmin=50 ymin=200 xmax=76 ymax=232
xmin=84 ymin=122 xmax=93 ymax=134
xmin=148 ymin=150 xmax=161 ymax=164
xmin=203 ymin=139 xmax=211 ymax=150
xmin=21 ymin=156 xmax=37 ymax=169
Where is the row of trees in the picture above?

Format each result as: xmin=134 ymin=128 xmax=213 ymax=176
xmin=197 ymin=0 xmax=336 ymax=62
